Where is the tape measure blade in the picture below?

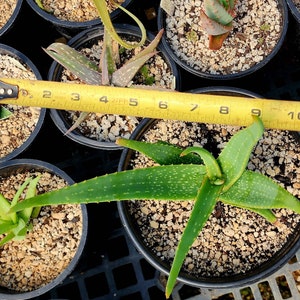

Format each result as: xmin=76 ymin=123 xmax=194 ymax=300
xmin=1 ymin=78 xmax=300 ymax=131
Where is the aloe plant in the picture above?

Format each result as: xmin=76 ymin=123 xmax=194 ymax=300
xmin=7 ymin=117 xmax=300 ymax=298
xmin=0 ymin=176 xmax=41 ymax=246
xmin=43 ymin=0 xmax=161 ymax=133
xmin=200 ymin=0 xmax=236 ymax=50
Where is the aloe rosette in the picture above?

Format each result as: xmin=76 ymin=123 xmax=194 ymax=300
xmin=7 ymin=117 xmax=300 ymax=298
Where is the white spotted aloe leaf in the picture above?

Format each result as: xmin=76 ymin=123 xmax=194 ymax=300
xmin=8 ymin=117 xmax=300 ymax=298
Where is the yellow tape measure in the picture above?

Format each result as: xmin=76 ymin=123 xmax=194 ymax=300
xmin=1 ymin=77 xmax=300 ymax=131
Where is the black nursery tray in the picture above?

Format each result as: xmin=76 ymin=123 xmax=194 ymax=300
xmin=1 ymin=0 xmax=300 ymax=299
xmin=30 ymin=197 xmax=300 ymax=300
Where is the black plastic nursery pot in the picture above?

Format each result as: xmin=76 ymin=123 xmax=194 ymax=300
xmin=157 ymin=0 xmax=289 ymax=80
xmin=0 ymin=158 xmax=88 ymax=299
xmin=25 ymin=0 xmax=134 ymax=39
xmin=48 ymin=23 xmax=181 ymax=151
xmin=117 ymin=86 xmax=300 ymax=290
xmin=286 ymin=0 xmax=300 ymax=23
xmin=0 ymin=43 xmax=46 ymax=163
xmin=0 ymin=0 xmax=23 ymax=38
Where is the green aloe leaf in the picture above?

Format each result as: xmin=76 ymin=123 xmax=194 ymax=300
xmin=35 ymin=0 xmax=44 ymax=9
xmin=0 ymin=176 xmax=41 ymax=245
xmin=244 ymin=208 xmax=277 ymax=224
xmin=12 ymin=219 xmax=28 ymax=241
xmin=204 ymin=0 xmax=234 ymax=25
xmin=219 ymin=0 xmax=235 ymax=10
xmin=21 ymin=176 xmax=41 ymax=221
xmin=116 ymin=138 xmax=203 ymax=165
xmin=11 ymin=177 xmax=32 ymax=207
xmin=9 ymin=165 xmax=206 ymax=213
xmin=0 ymin=219 xmax=27 ymax=246
xmin=10 ymin=177 xmax=33 ymax=223
xmin=11 ymin=218 xmax=28 ymax=241
xmin=101 ymin=28 xmax=117 ymax=77
xmin=217 ymin=116 xmax=264 ymax=191
xmin=166 ymin=176 xmax=222 ymax=298
xmin=220 ymin=170 xmax=300 ymax=213
xmin=0 ymin=232 xmax=15 ymax=247
xmin=181 ymin=147 xmax=224 ymax=185
xmin=0 ymin=106 xmax=13 ymax=120
xmin=0 ymin=221 xmax=17 ymax=235
xmin=0 ymin=194 xmax=15 ymax=222
xmin=11 ymin=177 xmax=38 ymax=223
xmin=44 ymin=43 xmax=102 ymax=85
xmin=93 ymin=0 xmax=146 ymax=49
xmin=200 ymin=10 xmax=232 ymax=35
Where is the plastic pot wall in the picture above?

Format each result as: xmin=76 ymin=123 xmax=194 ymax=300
xmin=0 ymin=159 xmax=88 ymax=299
xmin=48 ymin=24 xmax=181 ymax=151
xmin=0 ymin=43 xmax=46 ymax=163
xmin=117 ymin=86 xmax=300 ymax=289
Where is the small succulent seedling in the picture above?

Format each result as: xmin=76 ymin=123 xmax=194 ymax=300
xmin=43 ymin=0 xmax=164 ymax=133
xmin=139 ymin=65 xmax=156 ymax=85
xmin=260 ymin=23 xmax=271 ymax=31
xmin=200 ymin=0 xmax=236 ymax=50
xmin=8 ymin=117 xmax=300 ymax=298
xmin=0 ymin=176 xmax=41 ymax=246
xmin=186 ymin=29 xmax=198 ymax=42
